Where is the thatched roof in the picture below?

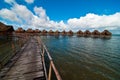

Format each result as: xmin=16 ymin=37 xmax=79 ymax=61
xmin=83 ymin=30 xmax=91 ymax=37
xmin=0 ymin=22 xmax=6 ymax=31
xmin=68 ymin=30 xmax=73 ymax=34
xmin=77 ymin=30 xmax=83 ymax=34
xmin=92 ymin=30 xmax=100 ymax=35
xmin=41 ymin=29 xmax=47 ymax=35
xmin=84 ymin=30 xmax=91 ymax=35
xmin=15 ymin=27 xmax=25 ymax=33
xmin=34 ymin=29 xmax=41 ymax=33
xmin=0 ymin=22 xmax=14 ymax=32
xmin=42 ymin=29 xmax=47 ymax=33
xmin=61 ymin=30 xmax=66 ymax=35
xmin=67 ymin=30 xmax=73 ymax=36
xmin=55 ymin=30 xmax=60 ymax=33
xmin=101 ymin=30 xmax=112 ymax=36
xmin=48 ymin=30 xmax=54 ymax=33
xmin=61 ymin=30 xmax=66 ymax=34
xmin=26 ymin=28 xmax=33 ymax=33
xmin=54 ymin=30 xmax=60 ymax=35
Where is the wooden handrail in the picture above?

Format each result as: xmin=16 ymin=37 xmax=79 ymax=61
xmin=43 ymin=44 xmax=52 ymax=60
xmin=37 ymin=36 xmax=62 ymax=80
xmin=51 ymin=61 xmax=62 ymax=80
xmin=48 ymin=62 xmax=52 ymax=80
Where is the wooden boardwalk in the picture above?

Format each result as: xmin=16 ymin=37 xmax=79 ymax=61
xmin=1 ymin=37 xmax=45 ymax=80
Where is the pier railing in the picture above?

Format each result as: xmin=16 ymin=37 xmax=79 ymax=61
xmin=37 ymin=36 xmax=62 ymax=80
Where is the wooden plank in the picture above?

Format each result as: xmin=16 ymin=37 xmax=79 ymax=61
xmin=1 ymin=37 xmax=45 ymax=80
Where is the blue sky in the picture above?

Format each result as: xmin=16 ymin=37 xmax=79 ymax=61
xmin=39 ymin=0 xmax=120 ymax=21
xmin=0 ymin=0 xmax=120 ymax=34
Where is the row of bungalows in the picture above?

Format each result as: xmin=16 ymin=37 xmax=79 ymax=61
xmin=45 ymin=29 xmax=111 ymax=37
xmin=15 ymin=28 xmax=41 ymax=33
xmin=77 ymin=30 xmax=112 ymax=38
xmin=15 ymin=28 xmax=41 ymax=36
xmin=15 ymin=27 xmax=112 ymax=37
xmin=41 ymin=30 xmax=74 ymax=36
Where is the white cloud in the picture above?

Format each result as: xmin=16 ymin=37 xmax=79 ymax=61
xmin=30 ymin=6 xmax=67 ymax=30
xmin=12 ymin=4 xmax=34 ymax=24
xmin=4 ymin=0 xmax=16 ymax=5
xmin=25 ymin=0 xmax=34 ymax=4
xmin=34 ymin=6 xmax=48 ymax=20
xmin=0 ymin=8 xmax=20 ymax=22
xmin=0 ymin=2 xmax=67 ymax=30
xmin=67 ymin=13 xmax=120 ymax=30
xmin=1 ymin=0 xmax=120 ymax=33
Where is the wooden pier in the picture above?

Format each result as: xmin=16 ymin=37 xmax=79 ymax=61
xmin=0 ymin=36 xmax=62 ymax=80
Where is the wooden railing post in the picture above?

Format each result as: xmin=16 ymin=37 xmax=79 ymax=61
xmin=48 ymin=62 xmax=52 ymax=80
xmin=42 ymin=49 xmax=48 ymax=79
xmin=42 ymin=46 xmax=44 ymax=56
xmin=37 ymin=36 xmax=62 ymax=80
xmin=51 ymin=61 xmax=62 ymax=80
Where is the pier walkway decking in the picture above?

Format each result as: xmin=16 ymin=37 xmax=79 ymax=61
xmin=0 ymin=36 xmax=62 ymax=80
xmin=1 ymin=37 xmax=45 ymax=80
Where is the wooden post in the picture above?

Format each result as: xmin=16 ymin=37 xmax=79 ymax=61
xmin=42 ymin=47 xmax=44 ymax=56
xmin=48 ymin=62 xmax=52 ymax=80
xmin=37 ymin=36 xmax=62 ymax=80
xmin=51 ymin=61 xmax=62 ymax=80
xmin=42 ymin=50 xmax=48 ymax=80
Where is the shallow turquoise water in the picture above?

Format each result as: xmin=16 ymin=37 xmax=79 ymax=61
xmin=40 ymin=35 xmax=120 ymax=80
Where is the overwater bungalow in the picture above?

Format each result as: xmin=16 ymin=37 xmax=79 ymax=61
xmin=34 ymin=29 xmax=41 ymax=33
xmin=83 ymin=30 xmax=91 ymax=37
xmin=0 ymin=22 xmax=14 ymax=36
xmin=61 ymin=30 xmax=67 ymax=36
xmin=54 ymin=30 xmax=60 ymax=36
xmin=26 ymin=28 xmax=34 ymax=33
xmin=100 ymin=30 xmax=112 ymax=38
xmin=76 ymin=30 xmax=83 ymax=37
xmin=48 ymin=30 xmax=54 ymax=36
xmin=41 ymin=29 xmax=47 ymax=35
xmin=67 ymin=30 xmax=73 ymax=36
xmin=15 ymin=27 xmax=25 ymax=33
xmin=33 ymin=29 xmax=41 ymax=36
xmin=91 ymin=30 xmax=100 ymax=38
xmin=26 ymin=28 xmax=34 ymax=36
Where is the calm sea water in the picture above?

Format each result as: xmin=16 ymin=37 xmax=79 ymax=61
xmin=40 ymin=35 xmax=120 ymax=80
